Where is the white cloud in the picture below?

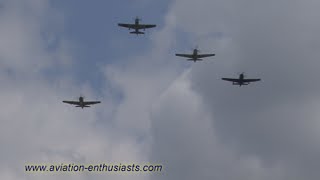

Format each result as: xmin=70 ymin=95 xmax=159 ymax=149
xmin=0 ymin=1 xmax=154 ymax=180
xmin=162 ymin=0 xmax=320 ymax=179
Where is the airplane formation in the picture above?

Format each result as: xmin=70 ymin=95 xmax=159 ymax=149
xmin=63 ymin=16 xmax=261 ymax=108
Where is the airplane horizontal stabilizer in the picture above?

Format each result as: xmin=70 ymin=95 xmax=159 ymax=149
xmin=130 ymin=31 xmax=144 ymax=34
xmin=187 ymin=59 xmax=202 ymax=61
xmin=75 ymin=105 xmax=90 ymax=108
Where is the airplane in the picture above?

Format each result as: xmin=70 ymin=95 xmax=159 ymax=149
xmin=221 ymin=73 xmax=261 ymax=86
xmin=175 ymin=48 xmax=215 ymax=62
xmin=118 ymin=17 xmax=156 ymax=35
xmin=62 ymin=96 xmax=101 ymax=109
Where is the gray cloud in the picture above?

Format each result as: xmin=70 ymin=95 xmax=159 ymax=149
xmin=4 ymin=0 xmax=320 ymax=179
xmin=149 ymin=0 xmax=320 ymax=180
xmin=0 ymin=1 xmax=155 ymax=180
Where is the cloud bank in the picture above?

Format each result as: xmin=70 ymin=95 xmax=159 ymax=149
xmin=2 ymin=0 xmax=320 ymax=180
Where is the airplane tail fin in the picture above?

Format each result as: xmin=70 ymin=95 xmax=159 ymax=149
xmin=130 ymin=31 xmax=144 ymax=34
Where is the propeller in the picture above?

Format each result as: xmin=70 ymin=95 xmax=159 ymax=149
xmin=135 ymin=16 xmax=141 ymax=22
xmin=237 ymin=72 xmax=245 ymax=78
xmin=78 ymin=94 xmax=85 ymax=100
xmin=194 ymin=45 xmax=200 ymax=52
xmin=191 ymin=45 xmax=200 ymax=54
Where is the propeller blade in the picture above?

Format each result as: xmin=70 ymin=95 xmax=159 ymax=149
xmin=135 ymin=16 xmax=141 ymax=21
xmin=237 ymin=72 xmax=245 ymax=78
xmin=79 ymin=94 xmax=85 ymax=99
xmin=191 ymin=46 xmax=200 ymax=54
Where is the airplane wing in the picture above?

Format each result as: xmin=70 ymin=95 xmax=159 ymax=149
xmin=63 ymin=101 xmax=80 ymax=105
xmin=83 ymin=101 xmax=101 ymax=105
xmin=242 ymin=78 xmax=261 ymax=82
xmin=118 ymin=23 xmax=135 ymax=29
xmin=197 ymin=54 xmax=215 ymax=58
xmin=175 ymin=54 xmax=193 ymax=58
xmin=221 ymin=78 xmax=241 ymax=82
xmin=136 ymin=24 xmax=156 ymax=29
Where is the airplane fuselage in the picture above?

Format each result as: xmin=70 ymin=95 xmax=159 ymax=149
xmin=191 ymin=49 xmax=200 ymax=61
xmin=135 ymin=18 xmax=139 ymax=26
xmin=79 ymin=97 xmax=84 ymax=108
xmin=239 ymin=74 xmax=244 ymax=80
xmin=127 ymin=19 xmax=140 ymax=31
xmin=234 ymin=74 xmax=248 ymax=86
xmin=131 ymin=19 xmax=145 ymax=34
xmin=192 ymin=49 xmax=198 ymax=59
xmin=133 ymin=18 xmax=141 ymax=32
xmin=193 ymin=49 xmax=197 ymax=55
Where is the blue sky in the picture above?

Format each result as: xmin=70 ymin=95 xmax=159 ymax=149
xmin=50 ymin=0 xmax=172 ymax=92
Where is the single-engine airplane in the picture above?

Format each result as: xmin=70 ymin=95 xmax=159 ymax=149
xmin=175 ymin=48 xmax=215 ymax=62
xmin=222 ymin=73 xmax=261 ymax=86
xmin=63 ymin=96 xmax=101 ymax=108
xmin=118 ymin=17 xmax=156 ymax=35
